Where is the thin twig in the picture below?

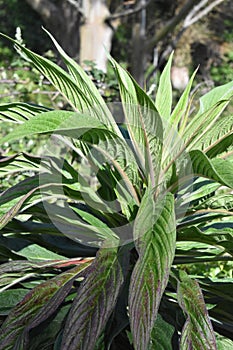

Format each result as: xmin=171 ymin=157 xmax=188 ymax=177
xmin=107 ymin=0 xmax=152 ymax=21
xmin=65 ymin=0 xmax=84 ymax=15
xmin=183 ymin=0 xmax=226 ymax=27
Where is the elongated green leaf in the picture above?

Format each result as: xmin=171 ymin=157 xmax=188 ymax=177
xmin=61 ymin=242 xmax=123 ymax=350
xmin=1 ymin=110 xmax=140 ymax=203
xmin=0 ymin=259 xmax=89 ymax=275
xmin=0 ymin=34 xmax=118 ymax=134
xmin=170 ymin=68 xmax=198 ymax=128
xmin=110 ymin=56 xmax=163 ymax=186
xmin=198 ymin=81 xmax=233 ymax=115
xmin=189 ymin=150 xmax=233 ymax=189
xmin=43 ymin=28 xmax=121 ymax=137
xmin=0 ymin=171 xmax=76 ymax=229
xmin=47 ymin=203 xmax=119 ymax=245
xmin=0 ymin=154 xmax=40 ymax=178
xmin=183 ymin=80 xmax=233 ymax=148
xmin=198 ymin=193 xmax=233 ymax=210
xmin=155 ymin=52 xmax=173 ymax=120
xmin=177 ymin=271 xmax=217 ymax=350
xmin=129 ymin=192 xmax=176 ymax=350
xmin=216 ymin=334 xmax=233 ymax=350
xmin=16 ymin=244 xmax=66 ymax=261
xmin=190 ymin=114 xmax=233 ymax=155
xmin=177 ymin=177 xmax=220 ymax=208
xmin=1 ymin=110 xmax=108 ymax=145
xmin=0 ymin=263 xmax=91 ymax=350
xmin=82 ymin=130 xmax=140 ymax=206
xmin=177 ymin=225 xmax=233 ymax=256
xmin=0 ymin=34 xmax=90 ymax=112
xmin=0 ymin=102 xmax=50 ymax=123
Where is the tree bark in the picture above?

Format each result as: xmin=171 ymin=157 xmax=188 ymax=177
xmin=25 ymin=0 xmax=81 ymax=58
xmin=80 ymin=0 xmax=114 ymax=72
xmin=146 ymin=0 xmax=200 ymax=51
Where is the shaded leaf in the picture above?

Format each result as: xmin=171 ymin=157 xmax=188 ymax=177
xmin=0 ymin=263 xmax=91 ymax=350
xmin=129 ymin=192 xmax=176 ymax=350
xmin=61 ymin=241 xmax=124 ymax=350
xmin=177 ymin=225 xmax=233 ymax=256
xmin=0 ymin=289 xmax=29 ymax=316
xmin=149 ymin=314 xmax=175 ymax=350
xmin=177 ymin=270 xmax=217 ymax=350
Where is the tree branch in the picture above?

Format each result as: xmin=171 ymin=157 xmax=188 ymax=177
xmin=183 ymin=0 xmax=226 ymax=28
xmin=107 ymin=0 xmax=152 ymax=21
xmin=65 ymin=0 xmax=84 ymax=16
xmin=146 ymin=0 xmax=200 ymax=51
xmin=148 ymin=0 xmax=226 ymax=77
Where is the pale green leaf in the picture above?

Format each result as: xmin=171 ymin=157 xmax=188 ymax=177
xmin=170 ymin=68 xmax=197 ymax=129
xmin=155 ymin=52 xmax=173 ymax=120
xmin=189 ymin=150 xmax=233 ymax=189
xmin=184 ymin=80 xmax=233 ymax=149
xmin=0 ymin=102 xmax=50 ymax=123
xmin=1 ymin=110 xmax=108 ymax=145
xmin=110 ymin=56 xmax=163 ymax=186
xmin=216 ymin=334 xmax=233 ymax=350
xmin=17 ymin=244 xmax=66 ymax=261
xmin=43 ymin=28 xmax=121 ymax=137
xmin=1 ymin=33 xmax=115 ymax=128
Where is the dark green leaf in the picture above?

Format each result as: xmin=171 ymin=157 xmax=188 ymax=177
xmin=61 ymin=242 xmax=124 ymax=350
xmin=149 ymin=314 xmax=175 ymax=350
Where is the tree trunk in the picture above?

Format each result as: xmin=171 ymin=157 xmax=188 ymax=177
xmin=25 ymin=0 xmax=81 ymax=58
xmin=80 ymin=0 xmax=114 ymax=72
xmin=131 ymin=0 xmax=147 ymax=87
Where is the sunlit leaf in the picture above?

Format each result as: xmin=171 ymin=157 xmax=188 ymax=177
xmin=0 ymin=102 xmax=50 ymax=123
xmin=155 ymin=52 xmax=173 ymax=120
xmin=189 ymin=150 xmax=233 ymax=189
xmin=43 ymin=28 xmax=121 ymax=137
xmin=110 ymin=56 xmax=163 ymax=186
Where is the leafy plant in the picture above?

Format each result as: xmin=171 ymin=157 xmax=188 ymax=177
xmin=0 ymin=30 xmax=233 ymax=349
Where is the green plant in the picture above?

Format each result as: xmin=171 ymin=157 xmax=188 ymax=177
xmin=0 ymin=30 xmax=233 ymax=350
xmin=211 ymin=50 xmax=233 ymax=85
